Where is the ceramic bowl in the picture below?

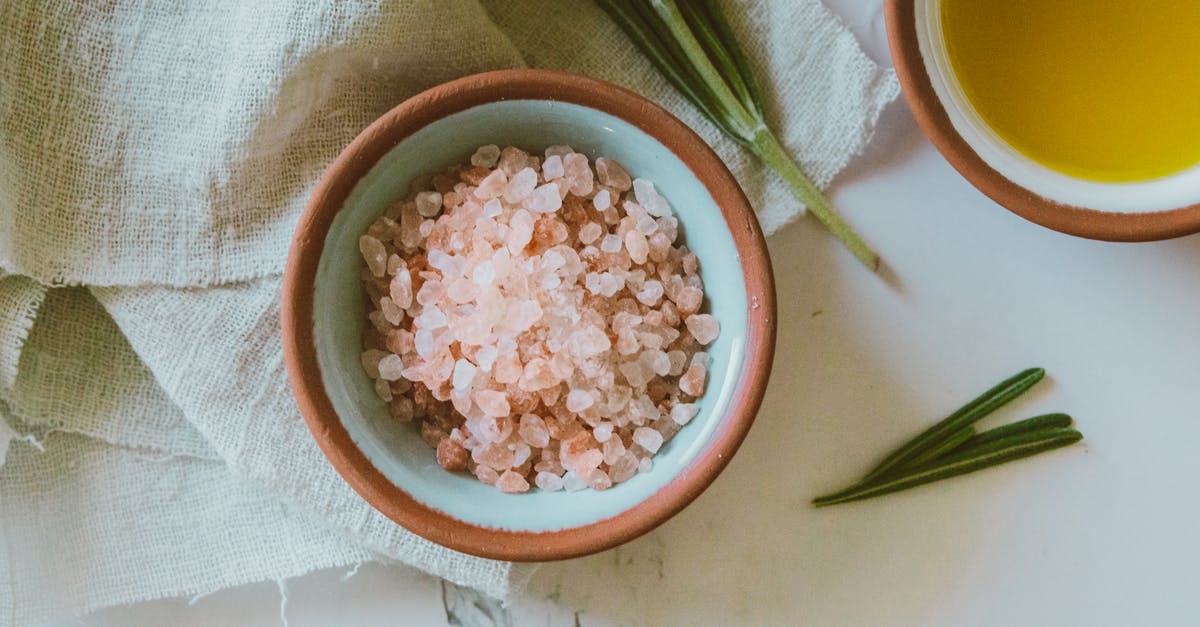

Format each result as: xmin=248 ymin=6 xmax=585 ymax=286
xmin=281 ymin=69 xmax=776 ymax=561
xmin=886 ymin=0 xmax=1200 ymax=241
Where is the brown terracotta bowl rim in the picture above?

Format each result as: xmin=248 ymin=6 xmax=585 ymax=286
xmin=885 ymin=0 xmax=1200 ymax=242
xmin=280 ymin=69 xmax=777 ymax=562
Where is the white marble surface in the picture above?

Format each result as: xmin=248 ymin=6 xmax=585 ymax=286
xmin=53 ymin=2 xmax=1200 ymax=625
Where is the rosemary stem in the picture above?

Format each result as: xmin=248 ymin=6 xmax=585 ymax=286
xmin=750 ymin=128 xmax=879 ymax=271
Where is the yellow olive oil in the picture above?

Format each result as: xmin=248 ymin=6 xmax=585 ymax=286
xmin=941 ymin=0 xmax=1200 ymax=182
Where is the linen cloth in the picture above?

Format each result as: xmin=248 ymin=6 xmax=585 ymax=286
xmin=0 ymin=0 xmax=898 ymax=623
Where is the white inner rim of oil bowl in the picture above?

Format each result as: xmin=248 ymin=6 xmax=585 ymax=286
xmin=916 ymin=0 xmax=1200 ymax=214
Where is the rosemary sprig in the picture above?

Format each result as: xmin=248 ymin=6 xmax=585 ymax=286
xmin=812 ymin=369 xmax=1084 ymax=507
xmin=812 ymin=428 xmax=1083 ymax=507
xmin=596 ymin=0 xmax=880 ymax=271
xmin=860 ymin=367 xmax=1045 ymax=483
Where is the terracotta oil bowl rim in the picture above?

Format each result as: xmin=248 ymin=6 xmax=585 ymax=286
xmin=885 ymin=0 xmax=1200 ymax=242
xmin=280 ymin=69 xmax=777 ymax=562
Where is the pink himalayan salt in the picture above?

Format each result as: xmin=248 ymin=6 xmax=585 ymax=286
xmin=679 ymin=362 xmax=707 ymax=397
xmin=625 ymin=230 xmax=649 ymax=264
xmin=473 ymin=169 xmax=507 ymax=199
xmin=542 ymin=155 xmax=565 ymax=179
xmin=586 ymin=468 xmax=613 ymax=491
xmin=496 ymin=470 xmax=530 ymax=493
xmin=359 ymin=146 xmax=718 ymax=493
xmin=504 ymin=167 xmax=538 ymax=203
xmin=685 ymin=313 xmax=720 ymax=345
xmin=578 ymin=222 xmax=602 ymax=245
xmin=633 ymin=178 xmax=672 ymax=217
xmin=377 ymin=354 xmax=404 ymax=381
xmin=474 ymin=465 xmax=499 ymax=485
xmin=671 ymin=402 xmax=699 ymax=425
xmin=470 ymin=144 xmax=500 ymax=168
xmin=473 ymin=389 xmax=510 ymax=417
xmin=415 ymin=191 xmax=442 ymax=217
xmin=593 ymin=189 xmax=612 ymax=211
xmin=563 ymin=153 xmax=594 ymax=196
xmin=673 ymin=285 xmax=703 ymax=316
xmin=609 ymin=452 xmax=639 ymax=483
xmin=565 ymin=389 xmax=594 ymax=412
xmin=562 ymin=471 xmax=588 ymax=492
xmin=535 ymin=471 xmax=564 ymax=491
xmin=359 ymin=235 xmax=387 ymax=277
xmin=524 ymin=183 xmax=562 ymax=213
xmin=518 ymin=413 xmax=550 ymax=448
xmin=602 ymin=436 xmax=625 ymax=465
xmin=595 ymin=157 xmax=632 ymax=191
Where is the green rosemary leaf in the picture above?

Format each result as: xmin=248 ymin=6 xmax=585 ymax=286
xmin=901 ymin=424 xmax=976 ymax=470
xmin=648 ymin=0 xmax=760 ymax=140
xmin=595 ymin=0 xmax=880 ymax=270
xmin=860 ymin=367 xmax=1046 ymax=484
xmin=812 ymin=428 xmax=1083 ymax=507
xmin=957 ymin=413 xmax=1073 ymax=453
xmin=696 ymin=0 xmax=765 ymax=118
xmin=675 ymin=0 xmax=762 ymax=122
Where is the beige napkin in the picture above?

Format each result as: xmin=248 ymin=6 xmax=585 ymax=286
xmin=0 ymin=0 xmax=897 ymax=623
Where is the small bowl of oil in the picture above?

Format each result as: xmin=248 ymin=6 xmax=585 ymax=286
xmin=886 ymin=0 xmax=1200 ymax=241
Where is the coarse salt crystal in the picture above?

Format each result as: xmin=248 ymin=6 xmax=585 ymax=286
xmin=562 ymin=471 xmax=588 ymax=492
xmin=360 ymin=349 xmax=388 ymax=378
xmin=633 ymin=426 xmax=664 ymax=453
xmin=359 ymin=235 xmax=387 ymax=277
xmin=595 ymin=157 xmax=632 ymax=191
xmin=636 ymin=280 xmax=664 ymax=307
xmin=472 ymin=261 xmax=496 ymax=286
xmin=635 ymin=215 xmax=658 ymax=234
xmin=415 ymin=306 xmax=447 ymax=330
xmin=379 ymin=296 xmax=404 ymax=325
xmin=471 ymin=144 xmax=501 ymax=168
xmin=389 ymin=272 xmax=413 ymax=309
xmin=524 ymin=183 xmax=563 ymax=213
xmin=667 ymin=350 xmax=687 ymax=376
xmin=473 ymin=169 xmax=508 ymax=199
xmin=625 ymin=230 xmax=649 ymax=264
xmin=544 ymin=145 xmax=574 ymax=159
xmin=593 ymin=189 xmax=611 ymax=211
xmin=496 ymin=470 xmax=529 ymax=493
xmin=503 ymin=167 xmax=538 ymax=203
xmin=543 ymin=155 xmax=565 ymax=179
xmin=473 ymin=389 xmax=511 ymax=417
xmin=671 ymin=403 xmax=700 ymax=425
xmin=483 ymin=198 xmax=503 ymax=218
xmin=519 ymin=414 xmax=550 ymax=448
xmin=679 ymin=362 xmax=707 ymax=396
xmin=475 ymin=345 xmax=498 ymax=371
xmin=563 ymin=153 xmax=593 ymax=196
xmin=373 ymin=377 xmax=393 ymax=402
xmin=593 ymin=422 xmax=614 ymax=443
xmin=633 ymin=178 xmax=672 ymax=217
xmin=579 ymin=222 xmax=602 ymax=245
xmin=377 ymin=354 xmax=404 ymax=381
xmin=685 ymin=314 xmax=720 ymax=345
xmin=452 ymin=359 xmax=476 ymax=391
xmin=415 ymin=191 xmax=443 ymax=217
xmin=600 ymin=234 xmax=622 ymax=253
xmin=566 ymin=389 xmax=594 ymax=412
xmin=535 ymin=471 xmax=564 ymax=491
